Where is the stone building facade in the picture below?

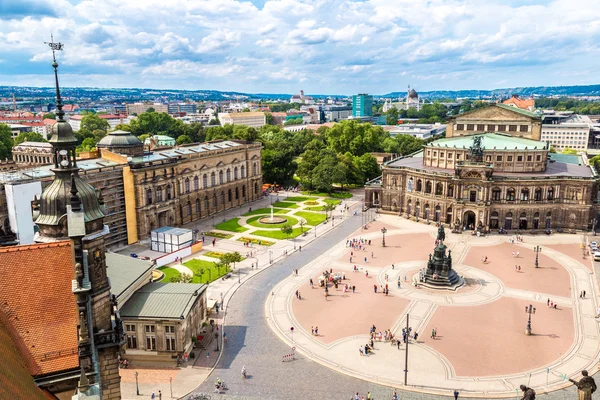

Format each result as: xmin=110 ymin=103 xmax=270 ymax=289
xmin=129 ymin=140 xmax=262 ymax=240
xmin=12 ymin=141 xmax=53 ymax=166
xmin=366 ymin=106 xmax=600 ymax=232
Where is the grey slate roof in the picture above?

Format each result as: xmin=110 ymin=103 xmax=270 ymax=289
xmin=119 ymin=282 xmax=207 ymax=320
xmin=106 ymin=252 xmax=154 ymax=299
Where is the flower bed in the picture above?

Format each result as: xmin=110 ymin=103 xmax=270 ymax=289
xmin=204 ymin=231 xmax=234 ymax=239
xmin=304 ymin=200 xmax=319 ymax=205
xmin=236 ymin=237 xmax=276 ymax=246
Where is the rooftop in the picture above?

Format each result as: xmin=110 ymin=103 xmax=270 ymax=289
xmin=221 ymin=112 xmax=265 ymax=118
xmin=0 ymin=242 xmax=79 ymax=376
xmin=119 ymin=282 xmax=207 ymax=320
xmin=69 ymin=114 xmax=123 ymax=120
xmin=427 ymin=133 xmax=547 ymax=150
xmin=105 ymin=252 xmax=154 ymax=301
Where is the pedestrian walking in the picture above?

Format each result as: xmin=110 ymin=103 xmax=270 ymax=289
xmin=159 ymin=390 xmax=162 ymax=400
xmin=315 ymin=326 xmax=318 ymax=336
xmin=454 ymin=389 xmax=459 ymax=400
xmin=392 ymin=263 xmax=395 ymax=269
xmin=584 ymin=290 xmax=587 ymax=298
xmin=310 ymin=278 xmax=313 ymax=288
xmin=311 ymin=326 xmax=314 ymax=335
xmin=398 ymin=280 xmax=401 ymax=289
xmin=548 ymin=298 xmax=550 ymax=306
xmin=151 ymin=392 xmax=155 ymax=400
xmin=364 ymin=256 xmax=367 ymax=263
xmin=367 ymin=391 xmax=372 ymax=400
xmin=414 ymin=332 xmax=418 ymax=341
xmin=397 ymin=339 xmax=401 ymax=349
xmin=366 ymin=270 xmax=369 ymax=278
xmin=352 ymin=285 xmax=356 ymax=293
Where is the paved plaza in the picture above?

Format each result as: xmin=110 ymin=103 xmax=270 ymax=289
xmin=268 ymin=216 xmax=600 ymax=397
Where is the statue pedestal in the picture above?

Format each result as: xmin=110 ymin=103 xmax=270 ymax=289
xmin=419 ymin=270 xmax=465 ymax=291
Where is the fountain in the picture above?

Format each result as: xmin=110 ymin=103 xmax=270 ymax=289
xmin=258 ymin=206 xmax=288 ymax=225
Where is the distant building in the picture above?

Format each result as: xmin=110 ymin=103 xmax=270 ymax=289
xmin=270 ymin=112 xmax=288 ymax=126
xmin=352 ymin=94 xmax=373 ymax=117
xmin=12 ymin=141 xmax=53 ymax=166
xmin=383 ymin=86 xmax=423 ymax=112
xmin=390 ymin=123 xmax=446 ymax=140
xmin=218 ymin=112 xmax=266 ymax=128
xmin=126 ymin=103 xmax=169 ymax=116
xmin=541 ymin=112 xmax=592 ymax=151
xmin=97 ymin=130 xmax=144 ymax=156
xmin=168 ymin=103 xmax=197 ymax=114
xmin=290 ymin=90 xmax=314 ymax=104
xmin=5 ymin=123 xmax=32 ymax=139
xmin=144 ymin=134 xmax=176 ymax=149
xmin=19 ymin=121 xmax=48 ymax=138
xmin=323 ymin=105 xmax=352 ymax=122
xmin=68 ymin=114 xmax=129 ymax=132
xmin=503 ymin=95 xmax=535 ymax=112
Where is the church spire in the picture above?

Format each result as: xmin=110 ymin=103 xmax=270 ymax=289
xmin=45 ymin=34 xmax=66 ymax=122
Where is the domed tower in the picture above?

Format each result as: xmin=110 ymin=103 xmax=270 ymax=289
xmin=97 ymin=130 xmax=144 ymax=156
xmin=33 ymin=38 xmax=123 ymax=399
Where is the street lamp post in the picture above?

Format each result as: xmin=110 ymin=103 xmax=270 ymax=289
xmin=381 ymin=227 xmax=387 ymax=247
xmin=592 ymin=218 xmax=597 ymax=236
xmin=525 ymin=304 xmax=536 ymax=335
xmin=238 ymin=267 xmax=241 ymax=284
xmin=314 ymin=224 xmax=317 ymax=238
xmin=135 ymin=371 xmax=139 ymax=395
xmin=170 ymin=377 xmax=173 ymax=399
xmin=269 ymin=250 xmax=273 ymax=264
xmin=215 ymin=325 xmax=220 ymax=351
xmin=534 ymin=245 xmax=542 ymax=268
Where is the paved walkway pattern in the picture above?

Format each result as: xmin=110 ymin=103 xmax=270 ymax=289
xmin=267 ymin=215 xmax=600 ymax=397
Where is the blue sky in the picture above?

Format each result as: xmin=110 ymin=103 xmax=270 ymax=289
xmin=0 ymin=0 xmax=599 ymax=94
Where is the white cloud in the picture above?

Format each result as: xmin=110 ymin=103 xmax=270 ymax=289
xmin=0 ymin=0 xmax=599 ymax=93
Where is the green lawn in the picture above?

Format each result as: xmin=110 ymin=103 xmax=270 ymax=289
xmin=246 ymin=215 xmax=299 ymax=229
xmin=203 ymin=231 xmax=233 ymax=239
xmin=285 ymin=196 xmax=311 ymax=202
xmin=252 ymin=227 xmax=305 ymax=240
xmin=183 ymin=259 xmax=229 ymax=284
xmin=158 ymin=267 xmax=181 ymax=282
xmin=301 ymin=190 xmax=352 ymax=199
xmin=272 ymin=201 xmax=299 ymax=209
xmin=306 ymin=206 xmax=326 ymax=212
xmin=295 ymin=211 xmax=327 ymax=226
xmin=204 ymin=251 xmax=246 ymax=260
xmin=243 ymin=207 xmax=289 ymax=216
xmin=323 ymin=198 xmax=341 ymax=206
xmin=215 ymin=217 xmax=248 ymax=233
xmin=237 ymin=237 xmax=275 ymax=246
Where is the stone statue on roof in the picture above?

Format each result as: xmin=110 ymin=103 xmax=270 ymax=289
xmin=470 ymin=135 xmax=484 ymax=162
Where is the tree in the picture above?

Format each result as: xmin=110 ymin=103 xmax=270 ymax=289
xmin=42 ymin=112 xmax=56 ymax=120
xmin=262 ymin=146 xmax=297 ymax=184
xmin=81 ymin=114 xmax=110 ymax=133
xmin=114 ymin=123 xmax=131 ymax=132
xmin=176 ymin=135 xmax=192 ymax=145
xmin=220 ymin=252 xmax=243 ymax=275
xmin=208 ymin=118 xmax=220 ymax=125
xmin=146 ymin=107 xmax=156 ymax=113
xmin=284 ymin=117 xmax=303 ymax=126
xmin=385 ymin=107 xmax=399 ymax=125
xmin=265 ymin=112 xmax=274 ymax=125
xmin=280 ymin=223 xmax=294 ymax=240
xmin=78 ymin=137 xmax=97 ymax=152
xmin=562 ymin=147 xmax=578 ymax=155
xmin=129 ymin=111 xmax=184 ymax=139
xmin=13 ymin=131 xmax=47 ymax=145
xmin=0 ymin=124 xmax=13 ymax=160
xmin=299 ymin=218 xmax=306 ymax=233
xmin=354 ymin=153 xmax=381 ymax=182
xmin=322 ymin=203 xmax=336 ymax=219
xmin=312 ymin=153 xmax=344 ymax=193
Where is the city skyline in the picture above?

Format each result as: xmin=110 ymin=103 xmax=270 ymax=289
xmin=1 ymin=0 xmax=600 ymax=94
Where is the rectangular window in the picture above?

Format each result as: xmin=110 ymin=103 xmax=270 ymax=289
xmin=492 ymin=191 xmax=501 ymax=201
xmin=165 ymin=326 xmax=175 ymax=334
xmin=466 ymin=124 xmax=475 ymax=131
xmin=470 ymin=191 xmax=477 ymax=202
xmin=507 ymin=156 xmax=513 ymax=161
xmin=456 ymin=124 xmax=464 ymax=130
xmin=477 ymin=124 xmax=485 ymax=131
xmin=166 ymin=337 xmax=176 ymax=351
xmin=146 ymin=336 xmax=156 ymax=351
xmin=517 ymin=156 xmax=523 ymax=162
xmin=126 ymin=324 xmax=136 ymax=332
xmin=447 ymin=152 xmax=452 ymax=158
xmin=127 ymin=335 xmax=137 ymax=349
xmin=527 ymin=155 xmax=532 ymax=161
xmin=496 ymin=155 xmax=503 ymax=162
xmin=498 ymin=125 xmax=506 ymax=132
xmin=520 ymin=125 xmax=528 ymax=132
xmin=509 ymin=125 xmax=517 ymax=132
xmin=440 ymin=152 xmax=444 ymax=158
xmin=487 ymin=124 xmax=495 ymax=131
xmin=145 ymin=325 xmax=155 ymax=333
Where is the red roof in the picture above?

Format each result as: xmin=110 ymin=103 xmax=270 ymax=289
xmin=502 ymin=96 xmax=535 ymax=110
xmin=42 ymin=119 xmax=57 ymax=126
xmin=0 ymin=242 xmax=79 ymax=376
xmin=20 ymin=122 xmax=45 ymax=127
xmin=0 ymin=117 xmax=42 ymax=122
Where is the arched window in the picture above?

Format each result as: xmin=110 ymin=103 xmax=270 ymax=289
xmin=212 ymin=193 xmax=217 ymax=207
xmin=166 ymin=184 xmax=172 ymax=200
xmin=156 ymin=187 xmax=163 ymax=202
xmin=220 ymin=191 xmax=225 ymax=204
xmin=507 ymin=188 xmax=515 ymax=201
xmin=187 ymin=201 xmax=192 ymax=216
xmin=203 ymin=174 xmax=208 ymax=188
xmin=185 ymin=177 xmax=190 ymax=193
xmin=219 ymin=170 xmax=224 ymax=185
xmin=235 ymin=187 xmax=239 ymax=200
xmin=435 ymin=183 xmax=443 ymax=196
xmin=241 ymin=165 xmax=245 ymax=178
xmin=242 ymin=185 xmax=246 ymax=197
xmin=416 ymin=179 xmax=422 ymax=192
xmin=425 ymin=181 xmax=432 ymax=194
xmin=255 ymin=182 xmax=259 ymax=195
xmin=253 ymin=162 xmax=257 ymax=176
xmin=226 ymin=169 xmax=231 ymax=182
xmin=196 ymin=198 xmax=201 ymax=214
xmin=146 ymin=189 xmax=153 ymax=205
xmin=211 ymin=172 xmax=216 ymax=186
xmin=520 ymin=189 xmax=529 ymax=201
xmin=228 ymin=189 xmax=232 ymax=202
xmin=204 ymin=196 xmax=209 ymax=210
xmin=194 ymin=176 xmax=199 ymax=191
xmin=447 ymin=184 xmax=454 ymax=197
xmin=234 ymin=167 xmax=239 ymax=180
xmin=492 ymin=187 xmax=501 ymax=201
xmin=547 ymin=187 xmax=554 ymax=200
xmin=534 ymin=188 xmax=542 ymax=201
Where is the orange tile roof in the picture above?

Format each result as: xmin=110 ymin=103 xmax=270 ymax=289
xmin=0 ymin=242 xmax=79 ymax=377
xmin=42 ymin=119 xmax=57 ymax=125
xmin=503 ymin=96 xmax=535 ymax=110
xmin=0 ymin=317 xmax=48 ymax=400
